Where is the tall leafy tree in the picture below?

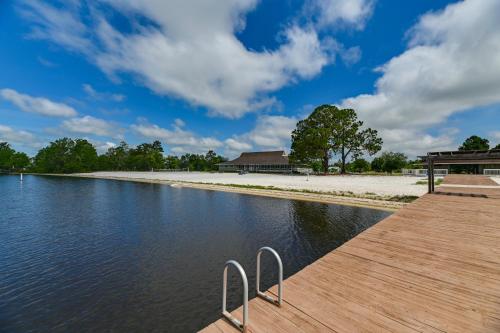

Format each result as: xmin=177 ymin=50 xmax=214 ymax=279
xmin=180 ymin=153 xmax=207 ymax=171
xmin=128 ymin=140 xmax=164 ymax=171
xmin=205 ymin=150 xmax=226 ymax=171
xmin=290 ymin=105 xmax=382 ymax=173
xmin=459 ymin=135 xmax=490 ymax=151
xmin=371 ymin=152 xmax=408 ymax=173
xmin=0 ymin=142 xmax=15 ymax=170
xmin=104 ymin=141 xmax=130 ymax=170
xmin=33 ymin=138 xmax=74 ymax=173
xmin=32 ymin=138 xmax=97 ymax=173
xmin=347 ymin=158 xmax=371 ymax=173
xmin=67 ymin=139 xmax=98 ymax=172
xmin=0 ymin=142 xmax=30 ymax=171
xmin=164 ymin=155 xmax=181 ymax=169
xmin=11 ymin=152 xmax=30 ymax=170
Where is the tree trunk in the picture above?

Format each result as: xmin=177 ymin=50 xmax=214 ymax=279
xmin=323 ymin=151 xmax=329 ymax=174
xmin=340 ymin=146 xmax=346 ymax=174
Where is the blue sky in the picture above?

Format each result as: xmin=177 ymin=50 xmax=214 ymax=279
xmin=1 ymin=0 xmax=499 ymax=158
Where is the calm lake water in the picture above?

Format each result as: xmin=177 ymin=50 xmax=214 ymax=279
xmin=0 ymin=175 xmax=390 ymax=332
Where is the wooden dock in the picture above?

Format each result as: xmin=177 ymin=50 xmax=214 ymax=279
xmin=200 ymin=175 xmax=500 ymax=333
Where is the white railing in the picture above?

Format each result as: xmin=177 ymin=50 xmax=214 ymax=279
xmin=402 ymin=169 xmax=427 ymax=176
xmin=402 ymin=169 xmax=448 ymax=176
xmin=434 ymin=169 xmax=448 ymax=176
xmin=295 ymin=167 xmax=313 ymax=175
xmin=484 ymin=169 xmax=500 ymax=176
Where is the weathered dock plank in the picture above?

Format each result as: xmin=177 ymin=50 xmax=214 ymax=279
xmin=199 ymin=175 xmax=500 ymax=333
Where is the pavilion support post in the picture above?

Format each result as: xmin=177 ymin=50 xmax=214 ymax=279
xmin=427 ymin=154 xmax=432 ymax=194
xmin=431 ymin=160 xmax=435 ymax=193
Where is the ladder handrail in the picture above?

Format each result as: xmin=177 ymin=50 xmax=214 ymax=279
xmin=222 ymin=260 xmax=248 ymax=332
xmin=256 ymin=247 xmax=283 ymax=306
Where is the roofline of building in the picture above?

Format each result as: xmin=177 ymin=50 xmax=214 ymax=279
xmin=419 ymin=149 xmax=500 ymax=165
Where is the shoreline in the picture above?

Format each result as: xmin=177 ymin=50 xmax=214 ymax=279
xmin=40 ymin=173 xmax=407 ymax=212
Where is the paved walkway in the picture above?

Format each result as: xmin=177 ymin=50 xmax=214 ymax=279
xmin=437 ymin=175 xmax=500 ymax=199
xmin=442 ymin=174 xmax=499 ymax=186
xmin=200 ymin=175 xmax=500 ymax=333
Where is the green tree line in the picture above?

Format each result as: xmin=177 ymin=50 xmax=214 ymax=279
xmin=342 ymin=153 xmax=421 ymax=174
xmin=0 ymin=142 xmax=30 ymax=172
xmin=0 ymin=138 xmax=226 ymax=174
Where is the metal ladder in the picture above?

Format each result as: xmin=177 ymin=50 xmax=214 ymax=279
xmin=221 ymin=247 xmax=283 ymax=332
xmin=256 ymin=247 xmax=283 ymax=307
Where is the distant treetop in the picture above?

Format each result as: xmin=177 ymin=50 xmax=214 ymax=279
xmin=459 ymin=135 xmax=490 ymax=151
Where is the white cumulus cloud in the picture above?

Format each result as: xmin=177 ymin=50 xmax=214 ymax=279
xmin=490 ymin=131 xmax=500 ymax=144
xmin=224 ymin=138 xmax=252 ymax=152
xmin=61 ymin=115 xmax=123 ymax=139
xmin=246 ymin=115 xmax=298 ymax=148
xmin=223 ymin=115 xmax=297 ymax=157
xmin=131 ymin=119 xmax=223 ymax=154
xmin=1 ymin=88 xmax=77 ymax=117
xmin=340 ymin=0 xmax=500 ymax=156
xmin=18 ymin=0 xmax=367 ymax=118
xmin=0 ymin=124 xmax=42 ymax=150
xmin=307 ymin=0 xmax=375 ymax=30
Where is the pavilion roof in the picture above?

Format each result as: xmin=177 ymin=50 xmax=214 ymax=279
xmin=420 ymin=149 xmax=500 ymax=165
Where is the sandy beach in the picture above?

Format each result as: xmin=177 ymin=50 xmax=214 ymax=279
xmin=61 ymin=171 xmax=444 ymax=212
xmin=75 ymin=171 xmax=430 ymax=196
xmin=61 ymin=171 xmax=429 ymax=211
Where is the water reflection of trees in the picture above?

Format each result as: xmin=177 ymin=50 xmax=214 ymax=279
xmin=290 ymin=201 xmax=367 ymax=250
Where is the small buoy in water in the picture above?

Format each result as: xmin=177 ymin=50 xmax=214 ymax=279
xmin=20 ymin=173 xmax=23 ymax=182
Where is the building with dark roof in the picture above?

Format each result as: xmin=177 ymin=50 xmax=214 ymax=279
xmin=218 ymin=150 xmax=305 ymax=173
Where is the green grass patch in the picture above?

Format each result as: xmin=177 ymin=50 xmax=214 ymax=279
xmin=415 ymin=178 xmax=443 ymax=186
xmin=189 ymin=182 xmax=417 ymax=203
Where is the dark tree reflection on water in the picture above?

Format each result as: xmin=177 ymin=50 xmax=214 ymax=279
xmin=291 ymin=201 xmax=383 ymax=258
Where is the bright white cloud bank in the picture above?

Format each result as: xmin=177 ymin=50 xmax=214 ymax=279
xmin=226 ymin=115 xmax=298 ymax=155
xmin=0 ymin=125 xmax=36 ymax=145
xmin=0 ymin=125 xmax=43 ymax=152
xmin=341 ymin=0 xmax=500 ymax=155
xmin=0 ymin=88 xmax=77 ymax=117
xmin=131 ymin=119 xmax=223 ymax=154
xmin=490 ymin=131 xmax=500 ymax=143
xmin=61 ymin=115 xmax=124 ymax=139
xmin=18 ymin=0 xmax=369 ymax=118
